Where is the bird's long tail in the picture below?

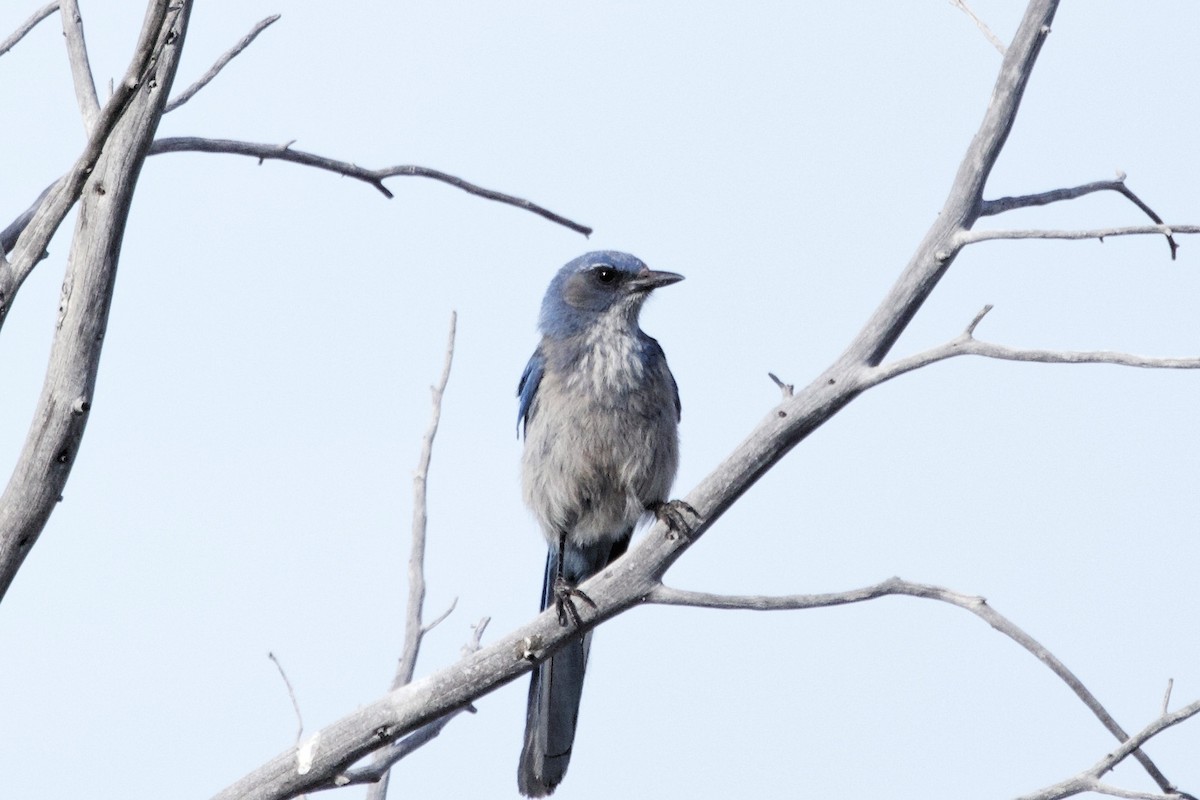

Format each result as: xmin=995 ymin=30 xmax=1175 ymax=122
xmin=517 ymin=535 xmax=629 ymax=797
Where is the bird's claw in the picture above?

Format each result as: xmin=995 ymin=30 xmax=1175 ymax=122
xmin=552 ymin=575 xmax=596 ymax=627
xmin=652 ymin=499 xmax=701 ymax=541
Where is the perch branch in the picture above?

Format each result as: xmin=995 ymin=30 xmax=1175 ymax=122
xmin=649 ymin=577 xmax=1181 ymax=794
xmin=59 ymin=0 xmax=100 ymax=131
xmin=165 ymin=14 xmax=280 ymax=113
xmin=147 ymin=137 xmax=592 ymax=235
xmin=363 ymin=312 xmax=458 ymax=800
xmin=0 ymin=2 xmax=58 ymax=57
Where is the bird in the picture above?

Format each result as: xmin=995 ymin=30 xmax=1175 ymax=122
xmin=516 ymin=250 xmax=684 ymax=797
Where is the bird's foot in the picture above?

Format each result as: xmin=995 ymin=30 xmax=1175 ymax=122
xmin=552 ymin=575 xmax=596 ymax=627
xmin=651 ymin=499 xmax=702 ymax=541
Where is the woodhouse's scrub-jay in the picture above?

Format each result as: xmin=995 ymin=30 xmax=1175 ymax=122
xmin=516 ymin=251 xmax=683 ymax=796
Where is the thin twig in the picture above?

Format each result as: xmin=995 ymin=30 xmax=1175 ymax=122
xmin=398 ymin=311 xmax=457 ymax=688
xmin=948 ymin=0 xmax=1006 ymax=55
xmin=58 ymin=0 xmax=100 ymax=131
xmin=648 ymin=577 xmax=1182 ymax=794
xmin=865 ymin=305 xmax=1200 ymax=388
xmin=767 ymin=372 xmax=794 ymax=399
xmin=0 ymin=2 xmax=58 ymax=57
xmin=147 ymin=137 xmax=593 ymax=235
xmin=956 ymin=223 xmax=1198 ymax=260
xmin=422 ymin=597 xmax=458 ymax=635
xmin=165 ymin=14 xmax=280 ymax=113
xmin=364 ymin=313 xmax=457 ymax=800
xmin=981 ymin=176 xmax=1182 ymax=258
xmin=267 ymin=652 xmax=305 ymax=744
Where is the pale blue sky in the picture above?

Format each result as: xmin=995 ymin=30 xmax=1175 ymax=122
xmin=1 ymin=2 xmax=1198 ymax=798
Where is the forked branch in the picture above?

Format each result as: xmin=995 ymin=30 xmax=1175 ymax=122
xmin=981 ymin=175 xmax=1182 ymax=258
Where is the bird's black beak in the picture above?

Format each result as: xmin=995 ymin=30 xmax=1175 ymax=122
xmin=627 ymin=268 xmax=684 ymax=292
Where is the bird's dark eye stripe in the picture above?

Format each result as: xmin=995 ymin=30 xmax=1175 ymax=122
xmin=593 ymin=266 xmax=617 ymax=284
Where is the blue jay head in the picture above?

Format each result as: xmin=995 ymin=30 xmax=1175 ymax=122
xmin=539 ymin=250 xmax=683 ymax=337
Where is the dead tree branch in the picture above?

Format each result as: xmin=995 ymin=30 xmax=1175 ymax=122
xmin=0 ymin=2 xmax=59 ymax=57
xmin=0 ymin=0 xmax=190 ymax=603
xmin=948 ymin=0 xmax=1006 ymax=55
xmin=364 ymin=312 xmax=458 ymax=800
xmin=648 ymin=577 xmax=1183 ymax=793
xmin=59 ymin=0 xmax=100 ymax=131
xmin=165 ymin=14 xmax=280 ymax=113
xmin=147 ymin=137 xmax=592 ymax=234
xmin=344 ymin=619 xmax=490 ymax=790
xmin=865 ymin=305 xmax=1200 ymax=388
xmin=1014 ymin=699 xmax=1200 ymax=800
xmin=268 ymin=652 xmax=305 ymax=746
xmin=957 ymin=224 xmax=1198 ymax=257
xmin=981 ymin=175 xmax=1182 ymax=258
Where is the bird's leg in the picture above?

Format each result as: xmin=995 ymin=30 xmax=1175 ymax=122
xmin=552 ymin=532 xmax=596 ymax=627
xmin=650 ymin=499 xmax=702 ymax=541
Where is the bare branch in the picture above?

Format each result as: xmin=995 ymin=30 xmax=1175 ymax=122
xmin=421 ymin=597 xmax=458 ymax=636
xmin=342 ymin=619 xmax=490 ymax=790
xmin=834 ymin=1 xmax=1057 ymax=370
xmin=981 ymin=177 xmax=1182 ymax=258
xmin=0 ymin=2 xmax=58 ymax=57
xmin=165 ymin=14 xmax=280 ymax=113
xmin=268 ymin=652 xmax=305 ymax=744
xmin=1015 ymin=698 xmax=1200 ymax=800
xmin=397 ymin=311 xmax=456 ymax=687
xmin=59 ymin=0 xmax=100 ymax=131
xmin=649 ymin=577 xmax=1183 ymax=794
xmin=948 ymin=0 xmax=1006 ymax=55
xmin=1 ymin=134 xmax=590 ymax=275
xmin=956 ymin=223 xmax=1198 ymax=259
xmin=147 ymin=137 xmax=593 ymax=235
xmin=865 ymin=305 xmax=1200 ymax=388
xmin=365 ymin=312 xmax=457 ymax=800
xmin=0 ymin=0 xmax=189 ymax=604
xmin=767 ymin=372 xmax=794 ymax=399
xmin=1 ymin=1 xmax=177 ymax=299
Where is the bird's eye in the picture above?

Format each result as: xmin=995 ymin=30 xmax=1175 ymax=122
xmin=593 ymin=266 xmax=617 ymax=285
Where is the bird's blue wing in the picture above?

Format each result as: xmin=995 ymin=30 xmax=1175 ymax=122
xmin=646 ymin=337 xmax=681 ymax=421
xmin=517 ymin=347 xmax=545 ymax=437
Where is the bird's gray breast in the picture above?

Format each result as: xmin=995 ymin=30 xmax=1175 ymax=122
xmin=522 ymin=328 xmax=678 ymax=547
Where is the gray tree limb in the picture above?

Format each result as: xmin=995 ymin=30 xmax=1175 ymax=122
xmin=58 ymin=0 xmax=100 ymax=132
xmin=164 ymin=14 xmax=280 ymax=113
xmin=0 ymin=2 xmax=58 ymax=57
xmin=0 ymin=0 xmax=190 ymax=603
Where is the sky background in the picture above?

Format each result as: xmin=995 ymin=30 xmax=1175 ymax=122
xmin=1 ymin=2 xmax=1198 ymax=798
